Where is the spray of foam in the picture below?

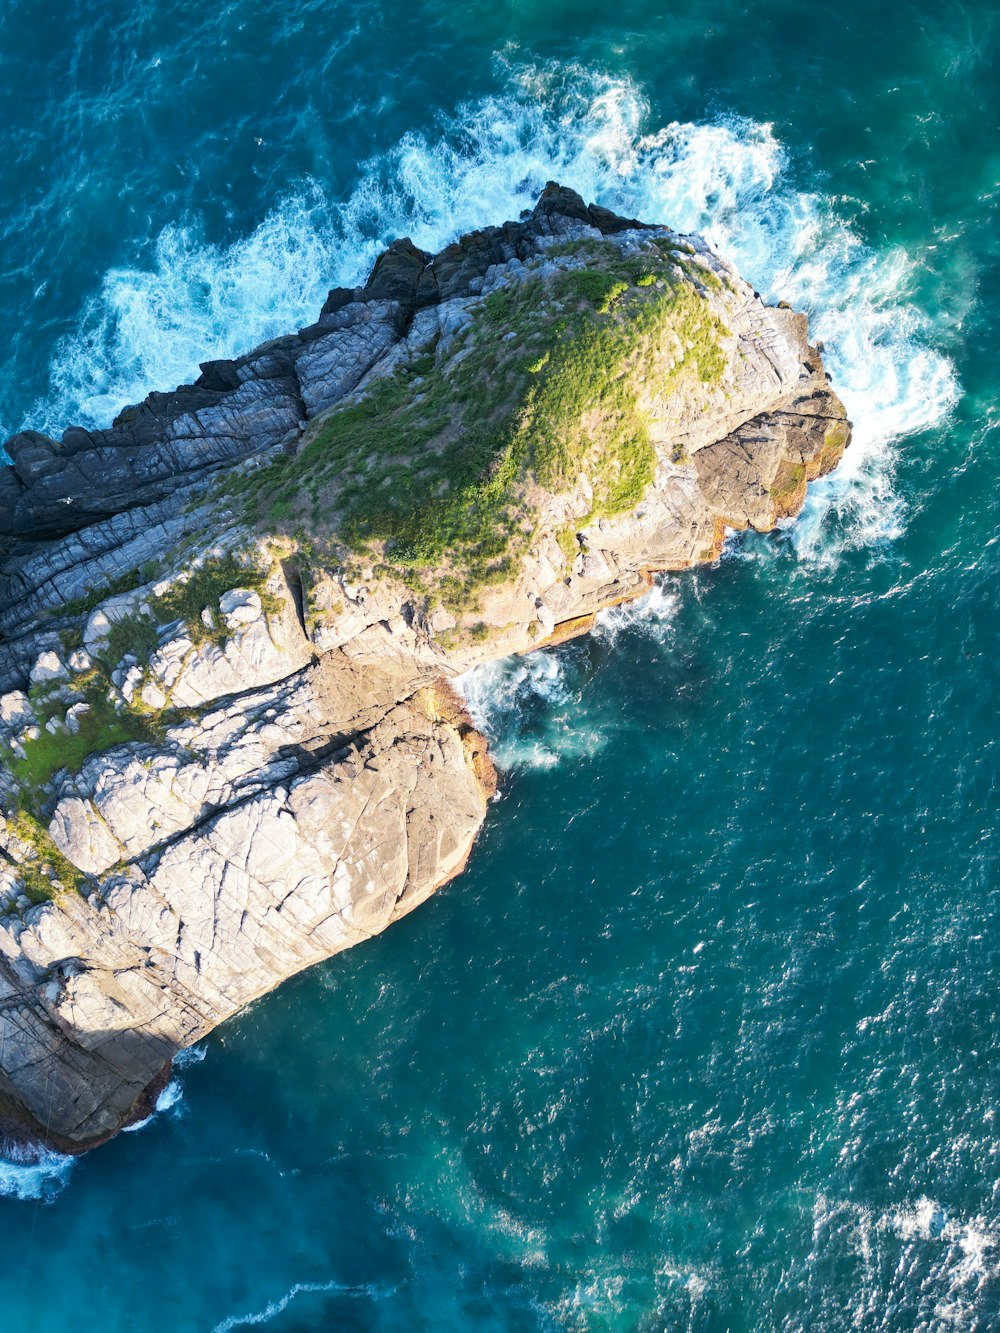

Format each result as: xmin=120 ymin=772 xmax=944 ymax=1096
xmin=808 ymin=1193 xmax=998 ymax=1327
xmin=459 ymin=579 xmax=680 ymax=766
xmin=121 ymin=1041 xmax=207 ymax=1133
xmin=29 ymin=60 xmax=957 ymax=562
xmin=33 ymin=190 xmax=338 ymax=434
xmin=595 ymin=580 xmax=680 ymax=645
xmin=0 ymin=1143 xmax=74 ymax=1203
xmin=0 ymin=1042 xmax=205 ymax=1200
xmin=458 ymin=649 xmax=591 ymax=771
xmin=212 ymin=1279 xmax=391 ymax=1333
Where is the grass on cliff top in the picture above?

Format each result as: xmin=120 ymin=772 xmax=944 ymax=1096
xmin=94 ymin=549 xmax=281 ymax=660
xmin=6 ymin=811 xmax=87 ymax=903
xmin=3 ymin=679 xmax=159 ymax=808
xmin=3 ymin=552 xmax=279 ymax=803
xmin=55 ymin=552 xmax=278 ymax=653
xmin=238 ymin=237 xmax=728 ymax=610
xmin=94 ymin=551 xmax=280 ymax=656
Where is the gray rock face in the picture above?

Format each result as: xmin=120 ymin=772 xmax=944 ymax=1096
xmin=0 ymin=184 xmax=849 ymax=1153
xmin=0 ymin=688 xmax=490 ymax=1148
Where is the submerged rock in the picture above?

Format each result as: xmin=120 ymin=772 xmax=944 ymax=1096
xmin=0 ymin=184 xmax=850 ymax=1152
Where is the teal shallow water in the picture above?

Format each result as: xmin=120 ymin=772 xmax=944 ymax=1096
xmin=1 ymin=1 xmax=999 ymax=1329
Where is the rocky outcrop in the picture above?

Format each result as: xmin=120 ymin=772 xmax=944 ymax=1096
xmin=0 ymin=184 xmax=850 ymax=1152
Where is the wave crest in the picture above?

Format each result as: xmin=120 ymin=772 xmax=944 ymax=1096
xmin=0 ymin=1143 xmax=74 ymax=1203
xmin=27 ymin=60 xmax=958 ymax=566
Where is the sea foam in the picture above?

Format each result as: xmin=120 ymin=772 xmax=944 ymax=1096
xmin=457 ymin=572 xmax=681 ymax=765
xmin=25 ymin=61 xmax=958 ymax=567
xmin=0 ymin=1049 xmax=206 ymax=1199
xmin=805 ymin=1192 xmax=999 ymax=1328
xmin=595 ymin=580 xmax=681 ymax=644
xmin=120 ymin=1041 xmax=207 ymax=1133
xmin=0 ymin=1142 xmax=74 ymax=1203
xmin=458 ymin=649 xmax=593 ymax=771
xmin=212 ymin=1279 xmax=390 ymax=1332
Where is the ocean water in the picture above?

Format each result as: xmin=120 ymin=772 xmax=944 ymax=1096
xmin=1 ymin=1 xmax=998 ymax=1328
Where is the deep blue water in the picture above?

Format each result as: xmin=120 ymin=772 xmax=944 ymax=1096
xmin=1 ymin=1 xmax=998 ymax=1329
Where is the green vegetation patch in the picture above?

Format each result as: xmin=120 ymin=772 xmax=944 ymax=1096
xmin=57 ymin=564 xmax=150 ymax=621
xmin=106 ymin=550 xmax=281 ymax=655
xmin=3 ymin=672 xmax=161 ymax=804
xmin=2 ymin=552 xmax=279 ymax=800
xmin=153 ymin=551 xmax=281 ymax=643
xmin=556 ymin=525 xmax=580 ymax=564
xmin=105 ymin=614 xmax=160 ymax=665
xmin=240 ymin=237 xmax=728 ymax=608
xmin=769 ymin=460 xmax=807 ymax=504
xmin=8 ymin=811 xmax=87 ymax=902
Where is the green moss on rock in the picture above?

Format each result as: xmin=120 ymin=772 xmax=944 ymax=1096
xmin=3 ymin=673 xmax=161 ymax=803
xmin=2 ymin=552 xmax=280 ymax=799
xmin=8 ymin=812 xmax=87 ymax=902
xmin=244 ymin=238 xmax=729 ymax=609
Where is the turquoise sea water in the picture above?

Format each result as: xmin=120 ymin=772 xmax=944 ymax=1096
xmin=1 ymin=1 xmax=998 ymax=1328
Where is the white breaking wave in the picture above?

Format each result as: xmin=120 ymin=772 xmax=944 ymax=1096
xmin=121 ymin=1042 xmax=207 ymax=1133
xmin=0 ymin=1143 xmax=74 ymax=1202
xmin=120 ymin=1078 xmax=183 ymax=1131
xmin=595 ymin=580 xmax=681 ymax=644
xmin=28 ymin=60 xmax=958 ymax=566
xmin=174 ymin=1040 xmax=209 ymax=1070
xmin=33 ymin=190 xmax=338 ymax=435
xmin=212 ymin=1279 xmax=390 ymax=1332
xmin=0 ymin=1048 xmax=206 ymax=1198
xmin=458 ymin=579 xmax=681 ymax=764
xmin=458 ymin=649 xmax=594 ymax=771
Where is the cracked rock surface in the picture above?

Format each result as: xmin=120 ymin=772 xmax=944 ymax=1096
xmin=0 ymin=185 xmax=849 ymax=1152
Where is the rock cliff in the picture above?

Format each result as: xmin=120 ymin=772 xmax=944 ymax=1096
xmin=0 ymin=184 xmax=850 ymax=1152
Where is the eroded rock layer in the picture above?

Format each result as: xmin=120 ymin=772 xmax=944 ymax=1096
xmin=0 ymin=185 xmax=849 ymax=1151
